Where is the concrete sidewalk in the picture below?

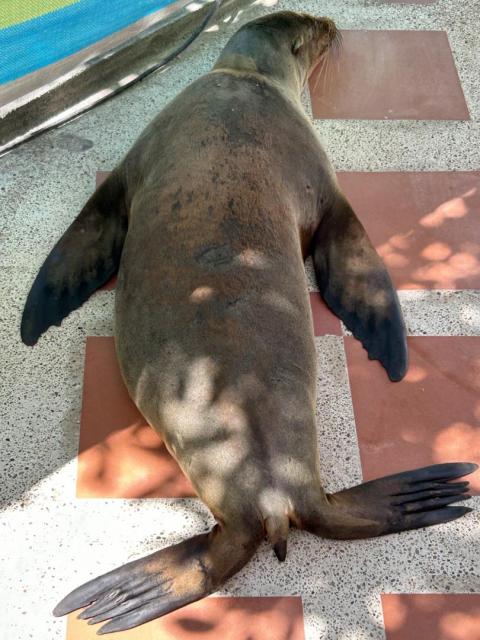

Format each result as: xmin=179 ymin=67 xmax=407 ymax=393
xmin=1 ymin=1 xmax=479 ymax=638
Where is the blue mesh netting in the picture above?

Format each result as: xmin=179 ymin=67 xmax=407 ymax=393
xmin=1 ymin=0 xmax=178 ymax=84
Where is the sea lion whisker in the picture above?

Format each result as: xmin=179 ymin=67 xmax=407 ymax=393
xmin=322 ymin=50 xmax=331 ymax=93
xmin=312 ymin=65 xmax=320 ymax=95
xmin=332 ymin=39 xmax=341 ymax=64
xmin=334 ymin=29 xmax=343 ymax=53
xmin=312 ymin=53 xmax=328 ymax=95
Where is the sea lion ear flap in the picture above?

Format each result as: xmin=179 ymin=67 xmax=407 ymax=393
xmin=312 ymin=193 xmax=408 ymax=382
xmin=291 ymin=35 xmax=304 ymax=56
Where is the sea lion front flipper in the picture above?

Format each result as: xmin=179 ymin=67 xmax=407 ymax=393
xmin=312 ymin=192 xmax=407 ymax=381
xmin=53 ymin=520 xmax=263 ymax=634
xmin=21 ymin=170 xmax=128 ymax=346
xmin=306 ymin=462 xmax=477 ymax=540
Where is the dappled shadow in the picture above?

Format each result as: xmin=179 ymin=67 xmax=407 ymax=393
xmin=381 ymin=594 xmax=480 ymax=640
xmin=66 ymin=596 xmax=304 ymax=639
xmin=77 ymin=421 xmax=195 ymax=499
xmin=344 ymin=335 xmax=480 ymax=493
xmin=77 ymin=337 xmax=194 ymax=498
xmin=337 ymin=172 xmax=480 ymax=290
xmin=168 ymin=596 xmax=302 ymax=640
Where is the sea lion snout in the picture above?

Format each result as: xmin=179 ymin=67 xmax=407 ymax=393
xmin=296 ymin=13 xmax=338 ymax=46
xmin=296 ymin=14 xmax=340 ymax=69
xmin=314 ymin=16 xmax=340 ymax=52
xmin=316 ymin=16 xmax=337 ymax=37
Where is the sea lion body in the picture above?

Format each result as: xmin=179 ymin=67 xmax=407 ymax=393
xmin=20 ymin=12 xmax=476 ymax=634
xmin=115 ymin=70 xmax=330 ymax=524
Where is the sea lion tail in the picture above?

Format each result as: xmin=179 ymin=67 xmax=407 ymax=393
xmin=265 ymin=513 xmax=290 ymax=561
xmin=312 ymin=190 xmax=407 ymax=382
xmin=21 ymin=170 xmax=128 ymax=346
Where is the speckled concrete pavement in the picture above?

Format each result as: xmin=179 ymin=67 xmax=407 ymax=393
xmin=1 ymin=1 xmax=479 ymax=639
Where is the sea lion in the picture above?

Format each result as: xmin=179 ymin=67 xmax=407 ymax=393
xmin=21 ymin=11 xmax=476 ymax=635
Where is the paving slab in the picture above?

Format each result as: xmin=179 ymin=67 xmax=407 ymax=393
xmin=345 ymin=335 xmax=480 ymax=494
xmin=381 ymin=594 xmax=480 ymax=640
xmin=309 ymin=30 xmax=469 ymax=121
xmin=66 ymin=596 xmax=305 ymax=639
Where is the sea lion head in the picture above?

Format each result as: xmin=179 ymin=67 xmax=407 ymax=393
xmin=214 ymin=11 xmax=340 ymax=95
xmin=252 ymin=11 xmax=339 ymax=71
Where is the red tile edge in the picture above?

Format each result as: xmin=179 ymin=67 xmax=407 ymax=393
xmin=381 ymin=594 xmax=480 ymax=640
xmin=309 ymin=292 xmax=342 ymax=336
xmin=67 ymin=596 xmax=306 ymax=639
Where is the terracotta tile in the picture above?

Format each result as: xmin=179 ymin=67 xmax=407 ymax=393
xmin=96 ymin=170 xmax=110 ymax=187
xmin=309 ymin=292 xmax=342 ymax=336
xmin=100 ymin=275 xmax=116 ymax=290
xmin=309 ymin=31 xmax=469 ymax=120
xmin=344 ymin=336 xmax=480 ymax=494
xmin=381 ymin=594 xmax=480 ymax=640
xmin=338 ymin=172 xmax=480 ymax=290
xmin=76 ymin=336 xmax=194 ymax=498
xmin=66 ymin=596 xmax=305 ymax=640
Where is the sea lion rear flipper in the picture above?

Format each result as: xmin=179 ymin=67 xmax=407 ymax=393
xmin=53 ymin=520 xmax=263 ymax=634
xmin=312 ymin=192 xmax=407 ymax=381
xmin=306 ymin=462 xmax=477 ymax=540
xmin=21 ymin=170 xmax=128 ymax=346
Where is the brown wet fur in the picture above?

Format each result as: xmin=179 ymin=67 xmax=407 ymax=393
xmin=21 ymin=11 xmax=477 ymax=634
xmin=115 ymin=12 xmax=338 ymax=535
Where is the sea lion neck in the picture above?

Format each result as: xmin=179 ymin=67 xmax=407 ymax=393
xmin=212 ymin=26 xmax=305 ymax=97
